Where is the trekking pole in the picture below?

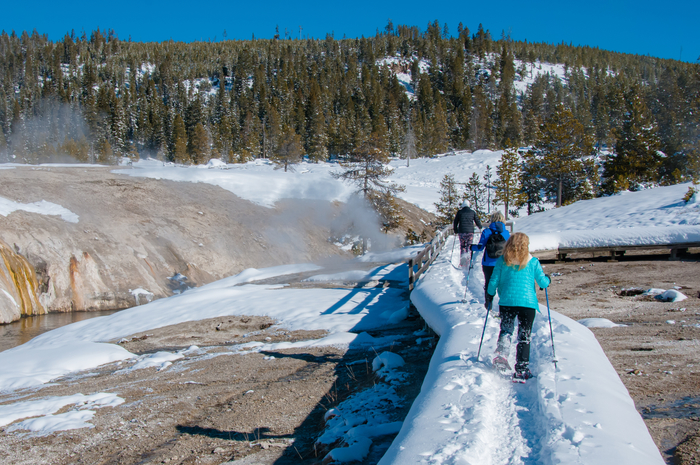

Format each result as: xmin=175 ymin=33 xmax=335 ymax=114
xmin=449 ymin=233 xmax=457 ymax=266
xmin=461 ymin=232 xmax=480 ymax=302
xmin=462 ymin=252 xmax=476 ymax=303
xmin=545 ymin=287 xmax=558 ymax=368
xmin=476 ymin=303 xmax=491 ymax=361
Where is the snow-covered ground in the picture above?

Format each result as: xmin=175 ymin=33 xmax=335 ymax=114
xmin=514 ymin=183 xmax=700 ymax=251
xmin=2 ymin=152 xmax=696 ymax=462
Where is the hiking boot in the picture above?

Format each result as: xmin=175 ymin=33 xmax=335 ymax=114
xmin=513 ymin=367 xmax=533 ymax=383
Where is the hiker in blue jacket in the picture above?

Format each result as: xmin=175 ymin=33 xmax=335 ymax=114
xmin=471 ymin=211 xmax=509 ymax=300
xmin=485 ymin=232 xmax=551 ymax=381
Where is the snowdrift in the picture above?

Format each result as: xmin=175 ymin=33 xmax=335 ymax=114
xmin=514 ymin=183 xmax=700 ymax=252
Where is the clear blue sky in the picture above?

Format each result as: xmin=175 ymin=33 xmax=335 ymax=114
xmin=2 ymin=0 xmax=698 ymax=63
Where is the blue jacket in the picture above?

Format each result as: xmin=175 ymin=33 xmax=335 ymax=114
xmin=474 ymin=222 xmax=510 ymax=266
xmin=487 ymin=256 xmax=550 ymax=311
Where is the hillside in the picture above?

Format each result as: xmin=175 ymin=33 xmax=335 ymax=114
xmin=0 ymin=163 xmax=434 ymax=323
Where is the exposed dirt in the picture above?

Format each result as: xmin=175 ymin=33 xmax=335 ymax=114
xmin=539 ymin=249 xmax=700 ymax=464
xmin=0 ymin=310 xmax=435 ymax=465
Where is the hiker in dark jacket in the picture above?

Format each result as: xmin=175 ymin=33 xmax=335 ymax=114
xmin=453 ymin=200 xmax=482 ymax=266
xmin=471 ymin=211 xmax=510 ymax=300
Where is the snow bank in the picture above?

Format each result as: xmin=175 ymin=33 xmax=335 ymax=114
xmin=0 ymin=392 xmax=123 ymax=435
xmin=0 ymin=195 xmax=79 ymax=223
xmin=380 ymin=237 xmax=663 ymax=465
xmin=515 ymin=183 xmax=700 ymax=251
xmin=578 ymin=318 xmax=627 ymax=328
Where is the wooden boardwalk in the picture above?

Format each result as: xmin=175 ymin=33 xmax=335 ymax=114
xmin=533 ymin=242 xmax=700 ymax=262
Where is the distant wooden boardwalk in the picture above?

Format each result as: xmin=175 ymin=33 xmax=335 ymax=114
xmin=534 ymin=242 xmax=700 ymax=262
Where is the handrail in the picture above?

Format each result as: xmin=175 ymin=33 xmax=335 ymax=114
xmin=408 ymin=226 xmax=451 ymax=291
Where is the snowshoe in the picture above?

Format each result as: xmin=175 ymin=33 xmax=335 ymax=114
xmin=460 ymin=254 xmax=468 ymax=268
xmin=512 ymin=367 xmax=533 ymax=384
xmin=492 ymin=355 xmax=511 ymax=375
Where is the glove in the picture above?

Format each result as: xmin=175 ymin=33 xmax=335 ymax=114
xmin=484 ymin=294 xmax=493 ymax=311
xmin=470 ymin=244 xmax=479 ymax=251
xmin=540 ymin=274 xmax=551 ymax=291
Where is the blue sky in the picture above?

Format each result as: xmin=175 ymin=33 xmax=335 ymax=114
xmin=2 ymin=0 xmax=698 ymax=63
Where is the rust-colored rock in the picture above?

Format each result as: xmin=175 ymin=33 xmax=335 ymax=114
xmin=0 ymin=239 xmax=45 ymax=323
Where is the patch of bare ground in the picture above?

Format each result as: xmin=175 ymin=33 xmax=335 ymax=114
xmin=0 ymin=310 xmax=435 ymax=465
xmin=540 ymin=249 xmax=700 ymax=464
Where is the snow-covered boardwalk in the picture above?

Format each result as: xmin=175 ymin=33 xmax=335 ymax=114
xmin=380 ymin=236 xmax=664 ymax=465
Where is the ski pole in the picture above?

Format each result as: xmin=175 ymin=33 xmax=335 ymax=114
xmin=545 ymin=287 xmax=558 ymax=368
xmin=449 ymin=233 xmax=457 ymax=266
xmin=476 ymin=302 xmax=491 ymax=361
xmin=462 ymin=252 xmax=476 ymax=302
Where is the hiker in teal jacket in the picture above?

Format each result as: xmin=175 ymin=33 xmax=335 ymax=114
xmin=485 ymin=232 xmax=551 ymax=381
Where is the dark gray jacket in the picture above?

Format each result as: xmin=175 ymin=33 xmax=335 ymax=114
xmin=453 ymin=207 xmax=482 ymax=234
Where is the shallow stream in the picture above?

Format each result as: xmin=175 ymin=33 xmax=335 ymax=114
xmin=0 ymin=310 xmax=122 ymax=353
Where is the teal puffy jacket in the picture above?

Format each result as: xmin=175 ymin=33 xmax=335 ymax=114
xmin=486 ymin=256 xmax=551 ymax=311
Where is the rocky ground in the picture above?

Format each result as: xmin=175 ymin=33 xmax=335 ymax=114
xmin=539 ymin=249 xmax=700 ymax=465
xmin=0 ymin=302 xmax=434 ymax=465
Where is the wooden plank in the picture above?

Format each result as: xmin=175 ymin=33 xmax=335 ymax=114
xmin=557 ymin=242 xmax=700 ymax=254
xmin=540 ymin=241 xmax=700 ymax=262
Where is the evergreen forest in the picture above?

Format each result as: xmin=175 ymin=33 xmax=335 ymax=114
xmin=1 ymin=21 xmax=699 ymax=205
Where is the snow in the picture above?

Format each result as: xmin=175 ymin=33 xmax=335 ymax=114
xmin=578 ymin=318 xmax=627 ymax=328
xmin=380 ymin=239 xmax=663 ymax=464
xmin=372 ymin=352 xmax=405 ymax=372
xmin=514 ymin=182 xmax=700 ymax=251
xmin=0 ymin=195 xmax=79 ymax=223
xmin=655 ymin=289 xmax=687 ymax=302
xmin=0 ymin=392 xmax=123 ymax=436
xmin=387 ymin=150 xmax=503 ymax=212
xmin=113 ymin=158 xmax=354 ymax=208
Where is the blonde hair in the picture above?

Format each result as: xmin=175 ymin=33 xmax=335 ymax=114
xmin=503 ymin=232 xmax=530 ymax=270
xmin=489 ymin=211 xmax=505 ymax=224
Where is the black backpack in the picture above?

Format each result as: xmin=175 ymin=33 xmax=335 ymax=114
xmin=485 ymin=230 xmax=506 ymax=259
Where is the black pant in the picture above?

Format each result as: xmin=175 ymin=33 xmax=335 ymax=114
xmin=497 ymin=306 xmax=536 ymax=370
xmin=482 ymin=265 xmax=494 ymax=298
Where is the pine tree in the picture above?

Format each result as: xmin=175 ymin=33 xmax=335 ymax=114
xmin=306 ymin=79 xmax=328 ymax=162
xmin=531 ymin=105 xmax=597 ymax=206
xmin=332 ymin=131 xmax=405 ymax=247
xmin=95 ymin=138 xmax=114 ymax=164
xmin=463 ymin=172 xmax=487 ymax=221
xmin=271 ymin=126 xmax=302 ymax=172
xmin=402 ymin=120 xmax=417 ymax=167
xmin=434 ymin=174 xmax=460 ymax=227
xmin=0 ymin=128 xmax=6 ymax=160
xmin=493 ymin=147 xmax=525 ymax=219
xmin=519 ymin=151 xmax=545 ymax=214
xmin=190 ymin=123 xmax=210 ymax=164
xmin=602 ymin=91 xmax=662 ymax=193
xmin=171 ymin=114 xmax=188 ymax=164
xmin=495 ymin=46 xmax=521 ymax=147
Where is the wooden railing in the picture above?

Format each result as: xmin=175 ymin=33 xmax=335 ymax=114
xmin=408 ymin=226 xmax=451 ymax=291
